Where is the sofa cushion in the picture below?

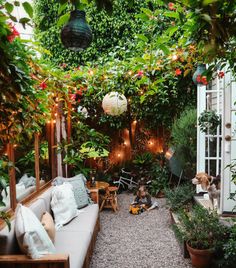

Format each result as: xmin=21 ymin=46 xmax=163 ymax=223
xmin=55 ymin=230 xmax=91 ymax=268
xmin=41 ymin=212 xmax=55 ymax=243
xmin=60 ymin=204 xmax=99 ymax=234
xmin=15 ymin=204 xmax=56 ymax=259
xmin=51 ymin=183 xmax=78 ymax=229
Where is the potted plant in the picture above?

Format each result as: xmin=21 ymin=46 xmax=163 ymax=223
xmin=175 ymin=205 xmax=225 ymax=268
xmin=198 ymin=110 xmax=221 ymax=135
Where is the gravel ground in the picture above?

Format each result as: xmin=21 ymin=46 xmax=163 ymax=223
xmin=90 ymin=193 xmax=192 ymax=268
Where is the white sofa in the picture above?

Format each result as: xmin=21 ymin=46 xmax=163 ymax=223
xmin=0 ymin=186 xmax=100 ymax=268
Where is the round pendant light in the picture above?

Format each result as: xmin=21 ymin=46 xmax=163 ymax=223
xmin=61 ymin=10 xmax=92 ymax=51
xmin=102 ymin=92 xmax=128 ymax=116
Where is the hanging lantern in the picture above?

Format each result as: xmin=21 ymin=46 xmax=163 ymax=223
xmin=102 ymin=92 xmax=128 ymax=116
xmin=61 ymin=10 xmax=92 ymax=51
xmin=192 ymin=64 xmax=207 ymax=85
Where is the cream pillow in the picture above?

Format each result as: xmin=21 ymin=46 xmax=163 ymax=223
xmin=51 ymin=183 xmax=78 ymax=230
xmin=15 ymin=204 xmax=56 ymax=259
xmin=41 ymin=212 xmax=55 ymax=243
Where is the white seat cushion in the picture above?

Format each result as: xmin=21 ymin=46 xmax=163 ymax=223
xmin=60 ymin=204 xmax=99 ymax=234
xmin=55 ymin=230 xmax=91 ymax=268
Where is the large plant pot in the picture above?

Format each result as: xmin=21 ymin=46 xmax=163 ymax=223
xmin=186 ymin=243 xmax=213 ymax=268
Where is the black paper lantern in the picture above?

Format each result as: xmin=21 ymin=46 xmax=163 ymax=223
xmin=61 ymin=10 xmax=92 ymax=51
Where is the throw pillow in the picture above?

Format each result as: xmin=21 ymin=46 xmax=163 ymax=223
xmin=15 ymin=204 xmax=56 ymax=259
xmin=41 ymin=212 xmax=55 ymax=243
xmin=67 ymin=174 xmax=92 ymax=209
xmin=52 ymin=174 xmax=92 ymax=209
xmin=50 ymin=183 xmax=78 ymax=230
xmin=19 ymin=174 xmax=36 ymax=188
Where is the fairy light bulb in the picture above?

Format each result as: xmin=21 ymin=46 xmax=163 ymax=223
xmin=172 ymin=54 xmax=178 ymax=61
xmin=128 ymin=71 xmax=132 ymax=75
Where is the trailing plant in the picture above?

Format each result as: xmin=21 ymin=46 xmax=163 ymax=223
xmin=198 ymin=110 xmax=221 ymax=135
xmin=164 ymin=183 xmax=195 ymax=212
xmin=170 ymin=107 xmax=197 ymax=178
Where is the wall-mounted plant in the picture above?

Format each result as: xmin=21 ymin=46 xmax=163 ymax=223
xmin=198 ymin=110 xmax=221 ymax=135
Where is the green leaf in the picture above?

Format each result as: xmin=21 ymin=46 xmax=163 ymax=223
xmin=58 ymin=2 xmax=67 ymax=15
xmin=19 ymin=17 xmax=30 ymax=28
xmin=136 ymin=34 xmax=149 ymax=42
xmin=57 ymin=13 xmax=70 ymax=27
xmin=166 ymin=26 xmax=178 ymax=37
xmin=163 ymin=11 xmax=179 ymax=19
xmin=140 ymin=8 xmax=152 ymax=16
xmin=5 ymin=3 xmax=14 ymax=13
xmin=200 ymin=14 xmax=212 ymax=23
xmin=158 ymin=44 xmax=170 ymax=55
xmin=203 ymin=0 xmax=219 ymax=5
xmin=14 ymin=1 xmax=20 ymax=7
xmin=22 ymin=2 xmax=33 ymax=18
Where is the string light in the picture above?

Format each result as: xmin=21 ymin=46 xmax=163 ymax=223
xmin=172 ymin=54 xmax=178 ymax=61
xmin=117 ymin=153 xmax=121 ymax=157
xmin=53 ymin=120 xmax=56 ymax=123
xmin=88 ymin=70 xmax=94 ymax=76
xmin=133 ymin=120 xmax=137 ymax=124
xmin=128 ymin=71 xmax=132 ymax=75
xmin=54 ymin=113 xmax=58 ymax=116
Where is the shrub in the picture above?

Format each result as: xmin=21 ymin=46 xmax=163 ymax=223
xmin=170 ymin=107 xmax=197 ymax=178
xmin=164 ymin=183 xmax=195 ymax=212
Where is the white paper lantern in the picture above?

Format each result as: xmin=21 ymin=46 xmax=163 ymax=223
xmin=102 ymin=92 xmax=127 ymax=116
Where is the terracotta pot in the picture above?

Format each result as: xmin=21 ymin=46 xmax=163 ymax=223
xmin=186 ymin=242 xmax=213 ymax=268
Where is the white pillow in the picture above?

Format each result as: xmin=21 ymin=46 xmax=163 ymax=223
xmin=51 ymin=183 xmax=78 ymax=230
xmin=15 ymin=204 xmax=56 ymax=259
xmin=2 ymin=182 xmax=25 ymax=206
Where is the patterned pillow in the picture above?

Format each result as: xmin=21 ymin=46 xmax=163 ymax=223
xmin=15 ymin=204 xmax=56 ymax=259
xmin=67 ymin=174 xmax=91 ymax=209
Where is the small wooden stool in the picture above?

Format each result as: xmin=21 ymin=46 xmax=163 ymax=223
xmin=99 ymin=186 xmax=119 ymax=212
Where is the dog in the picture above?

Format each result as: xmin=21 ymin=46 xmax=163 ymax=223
xmin=192 ymin=172 xmax=221 ymax=209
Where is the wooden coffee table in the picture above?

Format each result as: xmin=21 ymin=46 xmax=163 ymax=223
xmin=87 ymin=181 xmax=109 ymax=204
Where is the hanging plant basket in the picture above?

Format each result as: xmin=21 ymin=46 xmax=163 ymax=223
xmin=198 ymin=110 xmax=221 ymax=135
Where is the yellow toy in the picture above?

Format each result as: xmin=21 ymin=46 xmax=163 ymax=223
xmin=129 ymin=204 xmax=145 ymax=215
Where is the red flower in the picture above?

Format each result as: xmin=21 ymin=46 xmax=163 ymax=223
xmin=39 ymin=81 xmax=47 ymax=90
xmin=175 ymin=68 xmax=182 ymax=76
xmin=60 ymin=63 xmax=67 ymax=68
xmin=196 ymin=75 xmax=202 ymax=83
xmin=70 ymin=94 xmax=76 ymax=100
xmin=64 ymin=74 xmax=71 ymax=79
xmin=168 ymin=2 xmax=175 ymax=11
xmin=7 ymin=24 xmax=20 ymax=43
xmin=77 ymin=89 xmax=83 ymax=96
xmin=218 ymin=71 xmax=224 ymax=79
xmin=137 ymin=70 xmax=144 ymax=77
xmin=201 ymin=76 xmax=208 ymax=85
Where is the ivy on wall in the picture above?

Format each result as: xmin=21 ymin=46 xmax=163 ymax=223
xmin=33 ymin=0 xmax=154 ymax=66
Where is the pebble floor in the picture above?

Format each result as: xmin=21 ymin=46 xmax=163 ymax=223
xmin=90 ymin=193 xmax=192 ymax=268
